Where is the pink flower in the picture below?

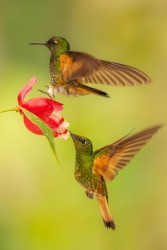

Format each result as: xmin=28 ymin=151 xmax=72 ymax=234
xmin=17 ymin=77 xmax=69 ymax=139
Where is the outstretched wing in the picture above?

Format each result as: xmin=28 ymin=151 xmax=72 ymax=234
xmin=60 ymin=51 xmax=102 ymax=82
xmin=93 ymin=125 xmax=161 ymax=181
xmin=60 ymin=51 xmax=151 ymax=85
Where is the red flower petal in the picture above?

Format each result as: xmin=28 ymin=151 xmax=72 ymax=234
xmin=54 ymin=129 xmax=70 ymax=139
xmin=23 ymin=115 xmax=43 ymax=135
xmin=23 ymin=114 xmax=65 ymax=138
xmin=45 ymin=117 xmax=63 ymax=128
xmin=18 ymin=77 xmax=38 ymax=105
xmin=21 ymin=98 xmax=54 ymax=118
xmin=47 ymin=99 xmax=63 ymax=111
xmin=17 ymin=77 xmax=69 ymax=139
xmin=22 ymin=112 xmax=65 ymax=137
xmin=21 ymin=97 xmax=63 ymax=119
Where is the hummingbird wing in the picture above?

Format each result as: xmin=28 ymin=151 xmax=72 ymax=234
xmin=93 ymin=125 xmax=161 ymax=181
xmin=60 ymin=51 xmax=102 ymax=82
xmin=60 ymin=51 xmax=151 ymax=85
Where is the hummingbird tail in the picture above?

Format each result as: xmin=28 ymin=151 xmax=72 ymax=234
xmin=85 ymin=86 xmax=110 ymax=97
xmin=86 ymin=86 xmax=110 ymax=98
xmin=74 ymin=83 xmax=110 ymax=97
xmin=98 ymin=196 xmax=115 ymax=230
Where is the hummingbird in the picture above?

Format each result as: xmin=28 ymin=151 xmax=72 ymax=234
xmin=70 ymin=125 xmax=161 ymax=229
xmin=30 ymin=36 xmax=151 ymax=98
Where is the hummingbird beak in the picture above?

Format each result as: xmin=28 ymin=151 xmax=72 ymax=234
xmin=29 ymin=42 xmax=47 ymax=46
xmin=70 ymin=131 xmax=77 ymax=140
xmin=70 ymin=131 xmax=75 ymax=137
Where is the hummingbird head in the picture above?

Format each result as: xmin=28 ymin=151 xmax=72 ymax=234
xmin=30 ymin=36 xmax=70 ymax=53
xmin=70 ymin=132 xmax=93 ymax=155
xmin=46 ymin=37 xmax=70 ymax=52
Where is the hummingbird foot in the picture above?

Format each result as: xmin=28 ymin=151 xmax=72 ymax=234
xmin=37 ymin=85 xmax=56 ymax=98
xmin=38 ymin=87 xmax=54 ymax=98
xmin=47 ymin=85 xmax=60 ymax=98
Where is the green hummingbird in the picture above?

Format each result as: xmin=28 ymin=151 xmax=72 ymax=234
xmin=30 ymin=36 xmax=151 ymax=98
xmin=70 ymin=125 xmax=161 ymax=229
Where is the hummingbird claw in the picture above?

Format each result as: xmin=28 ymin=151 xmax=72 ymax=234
xmin=38 ymin=85 xmax=55 ymax=99
xmin=48 ymin=93 xmax=55 ymax=99
xmin=38 ymin=89 xmax=52 ymax=97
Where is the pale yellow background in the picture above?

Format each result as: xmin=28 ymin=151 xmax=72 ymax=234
xmin=0 ymin=0 xmax=166 ymax=249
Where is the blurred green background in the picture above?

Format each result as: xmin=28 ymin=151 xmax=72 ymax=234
xmin=0 ymin=0 xmax=167 ymax=249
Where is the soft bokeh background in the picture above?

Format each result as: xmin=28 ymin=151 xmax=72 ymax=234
xmin=0 ymin=0 xmax=167 ymax=249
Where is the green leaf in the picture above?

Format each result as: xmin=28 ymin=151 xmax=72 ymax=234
xmin=22 ymin=108 xmax=61 ymax=167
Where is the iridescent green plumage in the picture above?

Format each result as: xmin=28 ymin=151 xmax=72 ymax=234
xmin=71 ymin=125 xmax=161 ymax=229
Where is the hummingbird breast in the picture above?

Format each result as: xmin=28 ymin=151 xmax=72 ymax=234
xmin=50 ymin=53 xmax=64 ymax=84
xmin=74 ymin=165 xmax=107 ymax=197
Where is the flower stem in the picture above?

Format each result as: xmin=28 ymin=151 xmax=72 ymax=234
xmin=0 ymin=107 xmax=19 ymax=113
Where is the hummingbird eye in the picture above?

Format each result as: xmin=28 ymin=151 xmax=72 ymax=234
xmin=48 ymin=39 xmax=57 ymax=46
xmin=79 ymin=138 xmax=86 ymax=144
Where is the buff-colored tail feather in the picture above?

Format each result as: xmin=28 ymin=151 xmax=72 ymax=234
xmin=98 ymin=195 xmax=115 ymax=230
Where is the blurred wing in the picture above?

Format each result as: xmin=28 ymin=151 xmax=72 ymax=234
xmin=60 ymin=51 xmax=151 ymax=85
xmin=93 ymin=125 xmax=161 ymax=181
